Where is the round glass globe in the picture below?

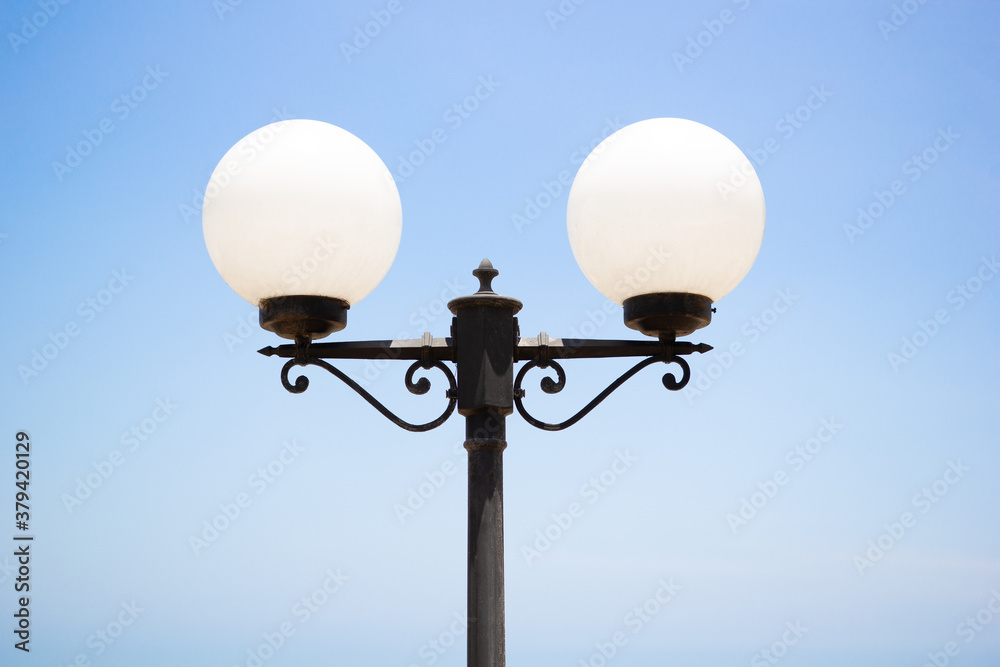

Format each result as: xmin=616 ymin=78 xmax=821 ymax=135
xmin=202 ymin=119 xmax=401 ymax=307
xmin=567 ymin=118 xmax=765 ymax=305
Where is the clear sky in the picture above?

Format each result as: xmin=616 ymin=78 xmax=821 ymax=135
xmin=2 ymin=1 xmax=999 ymax=665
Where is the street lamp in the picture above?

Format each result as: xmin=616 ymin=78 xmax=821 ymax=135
xmin=202 ymin=116 xmax=764 ymax=666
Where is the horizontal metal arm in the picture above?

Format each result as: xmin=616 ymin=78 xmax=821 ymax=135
xmin=259 ymin=335 xmax=712 ymax=362
xmin=519 ymin=337 xmax=711 ymax=360
xmin=260 ymin=337 xmax=456 ymax=361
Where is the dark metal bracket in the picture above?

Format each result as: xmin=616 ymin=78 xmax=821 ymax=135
xmin=260 ymin=333 xmax=710 ymax=433
xmin=274 ymin=334 xmax=458 ymax=433
xmin=511 ymin=333 xmax=704 ymax=431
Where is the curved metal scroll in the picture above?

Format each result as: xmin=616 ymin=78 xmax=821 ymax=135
xmin=280 ymin=358 xmax=457 ymax=432
xmin=513 ymin=354 xmax=691 ymax=431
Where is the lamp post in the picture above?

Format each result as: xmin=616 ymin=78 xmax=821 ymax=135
xmin=202 ymin=117 xmax=765 ymax=667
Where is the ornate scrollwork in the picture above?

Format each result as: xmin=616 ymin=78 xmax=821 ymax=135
xmin=513 ymin=354 xmax=692 ymax=431
xmin=281 ymin=359 xmax=311 ymax=394
xmin=279 ymin=357 xmax=457 ymax=432
xmin=661 ymin=354 xmax=690 ymax=390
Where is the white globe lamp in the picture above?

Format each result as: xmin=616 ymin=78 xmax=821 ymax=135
xmin=567 ymin=118 xmax=765 ymax=337
xmin=203 ymin=119 xmax=401 ymax=339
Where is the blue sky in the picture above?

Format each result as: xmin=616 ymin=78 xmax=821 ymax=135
xmin=2 ymin=1 xmax=999 ymax=665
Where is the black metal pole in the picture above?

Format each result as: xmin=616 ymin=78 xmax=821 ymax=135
xmin=448 ymin=260 xmax=522 ymax=667
xmin=465 ymin=412 xmax=506 ymax=667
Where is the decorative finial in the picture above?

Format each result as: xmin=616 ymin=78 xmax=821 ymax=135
xmin=473 ymin=258 xmax=499 ymax=294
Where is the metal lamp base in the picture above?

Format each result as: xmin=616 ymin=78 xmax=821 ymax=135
xmin=623 ymin=292 xmax=713 ymax=338
xmin=259 ymin=295 xmax=350 ymax=340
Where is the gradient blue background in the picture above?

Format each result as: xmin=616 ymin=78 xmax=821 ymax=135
xmin=2 ymin=1 xmax=999 ymax=665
